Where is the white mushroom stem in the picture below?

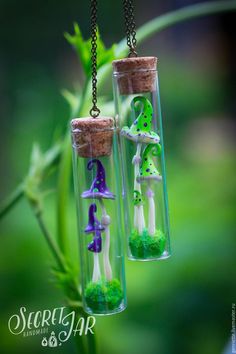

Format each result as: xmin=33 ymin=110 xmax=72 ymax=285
xmin=147 ymin=182 xmax=155 ymax=236
xmin=99 ymin=199 xmax=112 ymax=281
xmin=133 ymin=143 xmax=145 ymax=234
xmin=92 ymin=253 xmax=101 ymax=282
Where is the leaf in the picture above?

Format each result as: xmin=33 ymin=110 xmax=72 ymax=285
xmin=61 ymin=89 xmax=81 ymax=114
xmin=24 ymin=143 xmax=62 ymax=210
xmin=52 ymin=265 xmax=81 ymax=302
xmin=43 ymin=142 xmax=62 ymax=172
xmin=65 ymin=23 xmax=117 ymax=77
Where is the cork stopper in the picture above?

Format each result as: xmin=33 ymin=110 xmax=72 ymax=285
xmin=71 ymin=117 xmax=114 ymax=158
xmin=112 ymin=57 xmax=157 ymax=95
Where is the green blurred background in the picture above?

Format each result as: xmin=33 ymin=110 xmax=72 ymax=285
xmin=0 ymin=0 xmax=236 ymax=353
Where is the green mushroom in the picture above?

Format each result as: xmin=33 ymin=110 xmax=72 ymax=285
xmin=137 ymin=143 xmax=162 ymax=182
xmin=121 ymin=96 xmax=161 ymax=237
xmin=137 ymin=144 xmax=162 ymax=236
xmin=121 ymin=96 xmax=160 ymax=144
xmin=133 ymin=190 xmax=144 ymax=206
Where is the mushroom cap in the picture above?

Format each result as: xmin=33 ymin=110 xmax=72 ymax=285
xmin=82 ymin=190 xmax=115 ymax=200
xmin=121 ymin=96 xmax=160 ymax=144
xmin=137 ymin=174 xmax=162 ymax=183
xmin=81 ymin=159 xmax=115 ymax=200
xmin=121 ymin=127 xmax=160 ymax=144
xmin=133 ymin=190 xmax=144 ymax=206
xmin=137 ymin=143 xmax=162 ymax=183
xmin=87 ymin=230 xmax=102 ymax=253
xmin=84 ymin=203 xmax=105 ymax=234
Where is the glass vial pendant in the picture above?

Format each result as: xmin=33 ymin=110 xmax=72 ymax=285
xmin=71 ymin=117 xmax=127 ymax=315
xmin=112 ymin=57 xmax=171 ymax=261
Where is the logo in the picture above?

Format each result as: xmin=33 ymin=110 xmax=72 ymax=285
xmin=8 ymin=306 xmax=96 ymax=347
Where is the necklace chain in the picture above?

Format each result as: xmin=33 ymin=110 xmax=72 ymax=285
xmin=123 ymin=0 xmax=138 ymax=57
xmin=90 ymin=0 xmax=100 ymax=118
xmin=89 ymin=0 xmax=138 ymax=118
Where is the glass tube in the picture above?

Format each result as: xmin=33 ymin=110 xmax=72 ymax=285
xmin=71 ymin=117 xmax=127 ymax=315
xmin=112 ymin=57 xmax=171 ymax=261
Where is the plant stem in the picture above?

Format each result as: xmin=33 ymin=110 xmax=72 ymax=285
xmin=33 ymin=208 xmax=67 ymax=273
xmin=0 ymin=183 xmax=24 ymax=218
xmin=70 ymin=307 xmax=87 ymax=354
xmin=87 ymin=331 xmax=97 ymax=354
xmin=56 ymin=134 xmax=72 ymax=257
xmin=56 ymin=79 xmax=89 ymax=258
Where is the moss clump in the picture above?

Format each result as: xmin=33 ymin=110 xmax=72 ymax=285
xmin=129 ymin=228 xmax=166 ymax=259
xmin=85 ymin=278 xmax=123 ymax=312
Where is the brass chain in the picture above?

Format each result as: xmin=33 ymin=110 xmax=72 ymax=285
xmin=123 ymin=0 xmax=138 ymax=57
xmin=89 ymin=0 xmax=100 ymax=118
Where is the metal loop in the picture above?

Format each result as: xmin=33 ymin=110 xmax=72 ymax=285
xmin=89 ymin=106 xmax=101 ymax=118
xmin=128 ymin=48 xmax=138 ymax=58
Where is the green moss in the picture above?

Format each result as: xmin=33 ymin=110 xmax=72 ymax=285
xmin=129 ymin=228 xmax=166 ymax=259
xmin=85 ymin=278 xmax=123 ymax=312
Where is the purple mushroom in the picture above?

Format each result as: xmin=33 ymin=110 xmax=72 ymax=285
xmin=83 ymin=160 xmax=114 ymax=282
xmin=85 ymin=203 xmax=104 ymax=282
xmin=81 ymin=159 xmax=115 ymax=200
xmin=84 ymin=203 xmax=105 ymax=234
xmin=87 ymin=230 xmax=102 ymax=253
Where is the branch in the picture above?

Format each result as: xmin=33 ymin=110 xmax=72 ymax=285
xmin=0 ymin=143 xmax=62 ymax=220
xmin=56 ymin=78 xmax=89 ymax=258
xmin=34 ymin=209 xmax=67 ymax=273
xmin=56 ymin=134 xmax=72 ymax=257
xmin=0 ymin=183 xmax=24 ymax=218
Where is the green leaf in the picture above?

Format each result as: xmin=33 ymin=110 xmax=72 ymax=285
xmin=65 ymin=23 xmax=117 ymax=77
xmin=52 ymin=265 xmax=81 ymax=303
xmin=61 ymin=89 xmax=81 ymax=114
xmin=24 ymin=143 xmax=62 ymax=211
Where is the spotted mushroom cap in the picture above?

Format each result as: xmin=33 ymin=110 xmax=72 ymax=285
xmin=137 ymin=144 xmax=162 ymax=182
xmin=133 ymin=190 xmax=144 ymax=206
xmin=81 ymin=159 xmax=115 ymax=199
xmin=121 ymin=96 xmax=160 ymax=144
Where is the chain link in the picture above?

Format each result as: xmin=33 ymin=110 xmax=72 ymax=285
xmin=123 ymin=0 xmax=138 ymax=57
xmin=90 ymin=0 xmax=100 ymax=118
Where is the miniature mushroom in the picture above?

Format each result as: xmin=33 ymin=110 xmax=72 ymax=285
xmin=82 ymin=159 xmax=114 ymax=281
xmin=137 ymin=143 xmax=162 ymax=236
xmin=81 ymin=159 xmax=115 ymax=199
xmin=121 ymin=96 xmax=160 ymax=144
xmin=85 ymin=203 xmax=104 ymax=282
xmin=85 ymin=203 xmax=105 ymax=234
xmin=87 ymin=231 xmax=102 ymax=253
xmin=121 ymin=96 xmax=160 ymax=235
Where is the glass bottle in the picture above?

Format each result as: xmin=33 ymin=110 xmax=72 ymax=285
xmin=71 ymin=116 xmax=127 ymax=314
xmin=112 ymin=57 xmax=171 ymax=261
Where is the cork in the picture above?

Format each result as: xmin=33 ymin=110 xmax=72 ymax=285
xmin=112 ymin=57 xmax=157 ymax=95
xmin=71 ymin=117 xmax=114 ymax=158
